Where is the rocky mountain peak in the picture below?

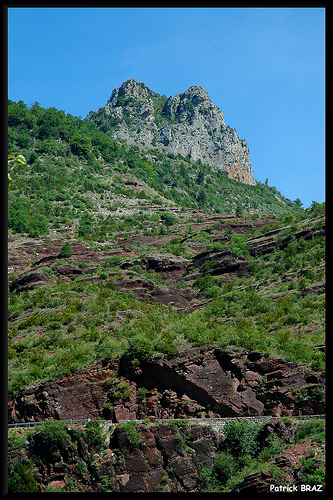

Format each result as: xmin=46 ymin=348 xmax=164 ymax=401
xmin=108 ymin=78 xmax=154 ymax=105
xmin=88 ymin=80 xmax=256 ymax=186
xmin=183 ymin=85 xmax=210 ymax=104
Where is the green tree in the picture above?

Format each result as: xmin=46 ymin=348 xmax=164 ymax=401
xmin=59 ymin=242 xmax=73 ymax=258
xmin=78 ymin=211 xmax=93 ymax=237
xmin=70 ymin=132 xmax=92 ymax=158
xmin=293 ymin=198 xmax=303 ymax=208
xmin=8 ymin=196 xmax=30 ymax=233
xmin=224 ymin=420 xmax=261 ymax=457
xmin=196 ymin=189 xmax=207 ymax=208
xmin=85 ymin=420 xmax=105 ymax=451
xmin=235 ymin=203 xmax=243 ymax=216
xmin=161 ymin=212 xmax=177 ymax=226
xmin=196 ymin=170 xmax=205 ymax=185
xmin=213 ymin=451 xmax=238 ymax=484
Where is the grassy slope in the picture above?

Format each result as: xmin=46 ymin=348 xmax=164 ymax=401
xmin=8 ymin=100 xmax=325 ymax=395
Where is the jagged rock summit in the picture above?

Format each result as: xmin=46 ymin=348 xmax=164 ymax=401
xmin=87 ymin=79 xmax=256 ymax=185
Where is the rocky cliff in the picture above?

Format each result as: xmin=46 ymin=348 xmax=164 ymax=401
xmin=86 ymin=79 xmax=256 ymax=185
xmin=8 ymin=347 xmax=325 ymax=424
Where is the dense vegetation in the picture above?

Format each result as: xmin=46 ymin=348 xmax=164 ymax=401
xmin=202 ymin=417 xmax=325 ymax=491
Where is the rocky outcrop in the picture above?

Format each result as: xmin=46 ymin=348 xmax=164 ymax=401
xmin=247 ymin=216 xmax=325 ymax=255
xmin=120 ymin=252 xmax=188 ymax=274
xmin=9 ymin=271 xmax=53 ymax=294
xmin=8 ymin=419 xmax=220 ymax=492
xmin=108 ymin=422 xmax=219 ymax=492
xmin=8 ymin=347 xmax=325 ymax=425
xmin=186 ymin=247 xmax=250 ymax=278
xmin=232 ymin=434 xmax=325 ymax=493
xmin=86 ymin=79 xmax=256 ymax=185
xmin=231 ymin=470 xmax=275 ymax=493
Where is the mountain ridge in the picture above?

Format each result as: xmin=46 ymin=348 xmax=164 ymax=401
xmin=87 ymin=79 xmax=256 ymax=185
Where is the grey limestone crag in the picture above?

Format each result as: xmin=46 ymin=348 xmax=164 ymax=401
xmin=87 ymin=79 xmax=256 ymax=185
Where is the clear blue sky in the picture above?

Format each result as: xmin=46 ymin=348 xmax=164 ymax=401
xmin=8 ymin=7 xmax=325 ymax=208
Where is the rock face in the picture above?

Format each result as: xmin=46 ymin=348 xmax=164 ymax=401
xmin=87 ymin=79 xmax=256 ymax=185
xmin=8 ymin=347 xmax=325 ymax=424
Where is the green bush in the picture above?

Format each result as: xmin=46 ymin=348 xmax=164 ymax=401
xmin=161 ymin=212 xmax=177 ymax=226
xmin=296 ymin=419 xmax=325 ymax=444
xmin=124 ymin=335 xmax=154 ymax=362
xmin=224 ymin=420 xmax=261 ymax=457
xmin=155 ymin=331 xmax=179 ymax=355
xmin=113 ymin=381 xmax=132 ymax=401
xmin=300 ymin=458 xmax=325 ymax=487
xmin=213 ymin=451 xmax=239 ymax=484
xmin=8 ymin=460 xmax=38 ymax=493
xmin=74 ymin=458 xmax=88 ymax=479
xmin=78 ymin=211 xmax=93 ymax=237
xmin=121 ymin=421 xmax=144 ymax=448
xmin=34 ymin=421 xmax=71 ymax=459
xmin=59 ymin=242 xmax=73 ymax=258
xmin=85 ymin=420 xmax=105 ymax=451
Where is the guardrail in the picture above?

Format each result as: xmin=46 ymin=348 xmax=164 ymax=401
xmin=8 ymin=414 xmax=325 ymax=429
xmin=8 ymin=418 xmax=92 ymax=428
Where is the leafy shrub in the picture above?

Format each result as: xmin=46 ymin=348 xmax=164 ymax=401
xmin=34 ymin=421 xmax=70 ymax=455
xmin=74 ymin=458 xmax=88 ymax=479
xmin=78 ymin=211 xmax=93 ymax=237
xmin=8 ymin=460 xmax=38 ymax=493
xmin=85 ymin=420 xmax=105 ymax=451
xmin=155 ymin=331 xmax=179 ymax=355
xmin=137 ymin=387 xmax=147 ymax=402
xmin=124 ymin=335 xmax=154 ymax=361
xmin=229 ymin=234 xmax=250 ymax=257
xmin=296 ymin=419 xmax=325 ymax=444
xmin=300 ymin=458 xmax=325 ymax=487
xmin=9 ymin=371 xmax=31 ymax=395
xmin=59 ymin=242 xmax=73 ymax=258
xmin=224 ymin=420 xmax=261 ymax=457
xmin=161 ymin=212 xmax=177 ymax=226
xmin=213 ymin=451 xmax=238 ymax=484
xmin=98 ymin=270 xmax=108 ymax=280
xmin=193 ymin=274 xmax=216 ymax=291
xmin=113 ymin=381 xmax=132 ymax=401
xmin=200 ymin=259 xmax=217 ymax=273
xmin=121 ymin=421 xmax=143 ymax=448
xmin=204 ymin=285 xmax=221 ymax=299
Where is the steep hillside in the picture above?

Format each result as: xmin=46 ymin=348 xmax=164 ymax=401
xmin=8 ymin=99 xmax=301 ymax=238
xmin=8 ymin=202 xmax=325 ymax=396
xmin=7 ymin=97 xmax=325 ymax=493
xmin=7 ymin=97 xmax=325 ymax=394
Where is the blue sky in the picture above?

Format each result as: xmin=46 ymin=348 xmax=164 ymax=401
xmin=8 ymin=7 xmax=325 ymax=208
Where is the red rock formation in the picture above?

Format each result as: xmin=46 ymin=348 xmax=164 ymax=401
xmin=8 ymin=348 xmax=325 ymax=424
